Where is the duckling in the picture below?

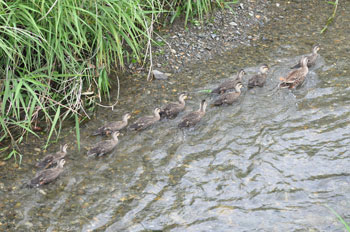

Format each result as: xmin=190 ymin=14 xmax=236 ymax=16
xmin=36 ymin=144 xmax=68 ymax=169
xmin=93 ymin=113 xmax=131 ymax=136
xmin=129 ymin=108 xmax=161 ymax=131
xmin=212 ymin=69 xmax=246 ymax=94
xmin=178 ymin=100 xmax=207 ymax=128
xmin=29 ymin=159 xmax=65 ymax=187
xmin=280 ymin=57 xmax=309 ymax=89
xmin=214 ymin=83 xmax=243 ymax=106
xmin=290 ymin=45 xmax=320 ymax=69
xmin=248 ymin=64 xmax=270 ymax=88
xmin=159 ymin=93 xmax=187 ymax=119
xmin=87 ymin=131 xmax=120 ymax=156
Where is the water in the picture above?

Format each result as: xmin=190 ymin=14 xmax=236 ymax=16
xmin=2 ymin=0 xmax=350 ymax=231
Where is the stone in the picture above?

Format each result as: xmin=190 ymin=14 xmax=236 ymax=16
xmin=152 ymin=70 xmax=169 ymax=80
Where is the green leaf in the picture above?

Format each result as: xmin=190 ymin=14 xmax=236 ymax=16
xmin=45 ymin=105 xmax=61 ymax=148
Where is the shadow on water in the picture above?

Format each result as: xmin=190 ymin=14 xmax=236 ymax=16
xmin=2 ymin=0 xmax=350 ymax=231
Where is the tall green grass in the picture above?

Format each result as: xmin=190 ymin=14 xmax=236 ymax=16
xmin=0 ymin=0 xmax=230 ymax=162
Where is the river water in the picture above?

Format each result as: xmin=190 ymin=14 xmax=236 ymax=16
xmin=1 ymin=0 xmax=350 ymax=231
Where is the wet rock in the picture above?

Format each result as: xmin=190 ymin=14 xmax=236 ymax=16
xmin=152 ymin=70 xmax=169 ymax=80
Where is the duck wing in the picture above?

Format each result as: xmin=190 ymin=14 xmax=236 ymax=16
xmin=130 ymin=115 xmax=157 ymax=130
xmin=178 ymin=112 xmax=203 ymax=128
xmin=87 ymin=140 xmax=116 ymax=156
xmin=93 ymin=121 xmax=125 ymax=136
xmin=29 ymin=168 xmax=63 ymax=187
xmin=36 ymin=154 xmax=55 ymax=169
xmin=160 ymin=102 xmax=183 ymax=118
xmin=214 ymin=92 xmax=240 ymax=106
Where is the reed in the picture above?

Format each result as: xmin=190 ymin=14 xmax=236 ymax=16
xmin=0 ymin=0 xmax=229 ymax=162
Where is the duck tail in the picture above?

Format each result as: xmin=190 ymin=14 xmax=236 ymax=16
xmin=178 ymin=121 xmax=187 ymax=128
xmin=290 ymin=63 xmax=300 ymax=69
xmin=92 ymin=128 xmax=104 ymax=136
xmin=35 ymin=161 xmax=47 ymax=169
xmin=211 ymin=87 xmax=220 ymax=94
xmin=213 ymin=99 xmax=223 ymax=106
xmin=159 ymin=110 xmax=167 ymax=119
xmin=247 ymin=82 xmax=255 ymax=89
xmin=129 ymin=123 xmax=140 ymax=131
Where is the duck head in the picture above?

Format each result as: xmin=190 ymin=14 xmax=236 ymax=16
xmin=260 ymin=64 xmax=269 ymax=74
xmin=312 ymin=45 xmax=320 ymax=54
xmin=123 ymin=113 xmax=131 ymax=121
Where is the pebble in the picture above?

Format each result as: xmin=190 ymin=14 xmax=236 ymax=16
xmin=152 ymin=70 xmax=169 ymax=80
xmin=229 ymin=22 xmax=238 ymax=26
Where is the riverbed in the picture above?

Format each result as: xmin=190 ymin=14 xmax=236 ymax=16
xmin=1 ymin=0 xmax=350 ymax=231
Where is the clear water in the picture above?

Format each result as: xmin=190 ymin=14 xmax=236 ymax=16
xmin=1 ymin=0 xmax=350 ymax=231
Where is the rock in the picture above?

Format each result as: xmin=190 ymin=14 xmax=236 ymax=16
xmin=152 ymin=70 xmax=169 ymax=80
xmin=229 ymin=22 xmax=238 ymax=26
xmin=211 ymin=34 xmax=217 ymax=39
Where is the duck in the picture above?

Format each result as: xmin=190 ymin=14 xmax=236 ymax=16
xmin=87 ymin=131 xmax=120 ymax=156
xmin=159 ymin=93 xmax=187 ymax=119
xmin=247 ymin=64 xmax=270 ymax=88
xmin=290 ymin=45 xmax=320 ymax=69
xmin=212 ymin=69 xmax=246 ymax=94
xmin=93 ymin=113 xmax=131 ymax=136
xmin=36 ymin=144 xmax=68 ymax=169
xmin=178 ymin=100 xmax=207 ymax=128
xmin=214 ymin=83 xmax=243 ymax=106
xmin=29 ymin=159 xmax=66 ymax=187
xmin=279 ymin=57 xmax=309 ymax=89
xmin=129 ymin=108 xmax=161 ymax=131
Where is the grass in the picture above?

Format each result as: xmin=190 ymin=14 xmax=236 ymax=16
xmin=326 ymin=205 xmax=350 ymax=231
xmin=320 ymin=0 xmax=339 ymax=34
xmin=0 ymin=0 xmax=232 ymax=163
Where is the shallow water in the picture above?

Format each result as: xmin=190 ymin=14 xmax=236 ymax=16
xmin=2 ymin=0 xmax=350 ymax=231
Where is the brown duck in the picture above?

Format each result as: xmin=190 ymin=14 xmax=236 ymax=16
xmin=159 ymin=93 xmax=187 ymax=119
xmin=93 ymin=113 xmax=131 ymax=136
xmin=290 ymin=45 xmax=320 ymax=69
xmin=29 ymin=159 xmax=66 ymax=187
xmin=178 ymin=100 xmax=207 ymax=128
xmin=129 ymin=108 xmax=161 ymax=131
xmin=212 ymin=69 xmax=246 ymax=94
xmin=214 ymin=83 xmax=243 ymax=106
xmin=87 ymin=131 xmax=120 ymax=157
xmin=36 ymin=144 xmax=68 ymax=169
xmin=247 ymin=64 xmax=269 ymax=88
xmin=280 ymin=57 xmax=309 ymax=89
